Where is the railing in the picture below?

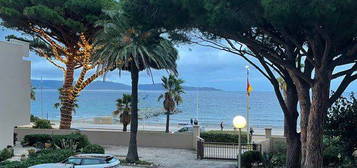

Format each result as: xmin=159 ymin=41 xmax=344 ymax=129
xmin=197 ymin=138 xmax=261 ymax=160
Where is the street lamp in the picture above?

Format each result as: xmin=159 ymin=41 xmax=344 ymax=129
xmin=233 ymin=115 xmax=247 ymax=168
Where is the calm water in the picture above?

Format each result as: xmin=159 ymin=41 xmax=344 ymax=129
xmin=32 ymin=90 xmax=284 ymax=128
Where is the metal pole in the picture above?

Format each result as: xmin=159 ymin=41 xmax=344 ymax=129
xmin=238 ymin=128 xmax=242 ymax=168
xmin=246 ymin=67 xmax=250 ymax=144
xmin=40 ymin=76 xmax=43 ymax=118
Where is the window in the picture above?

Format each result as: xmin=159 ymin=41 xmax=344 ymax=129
xmin=81 ymin=159 xmax=105 ymax=165
xmin=65 ymin=158 xmax=82 ymax=165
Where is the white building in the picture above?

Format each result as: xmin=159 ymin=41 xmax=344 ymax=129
xmin=0 ymin=39 xmax=31 ymax=149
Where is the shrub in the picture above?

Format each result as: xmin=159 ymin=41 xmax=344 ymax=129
xmin=270 ymin=139 xmax=287 ymax=167
xmin=23 ymin=134 xmax=52 ymax=146
xmin=0 ymin=149 xmax=75 ymax=168
xmin=201 ymin=130 xmax=247 ymax=143
xmin=30 ymin=115 xmax=41 ymax=123
xmin=0 ymin=147 xmax=14 ymax=162
xmin=241 ymin=151 xmax=263 ymax=168
xmin=323 ymin=136 xmax=344 ymax=167
xmin=82 ymin=144 xmax=105 ymax=154
xmin=52 ymin=133 xmax=90 ymax=149
xmin=32 ymin=119 xmax=52 ymax=129
xmin=22 ymin=133 xmax=90 ymax=150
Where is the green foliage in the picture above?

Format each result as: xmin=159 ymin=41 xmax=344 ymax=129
xmin=32 ymin=119 xmax=52 ymax=129
xmin=52 ymin=133 xmax=90 ymax=149
xmin=93 ymin=10 xmax=178 ymax=73
xmin=261 ymin=139 xmax=287 ymax=167
xmin=23 ymin=134 xmax=53 ymax=146
xmin=0 ymin=0 xmax=117 ymax=42
xmin=158 ymin=74 xmax=185 ymax=106
xmin=0 ymin=147 xmax=14 ymax=162
xmin=82 ymin=144 xmax=105 ymax=154
xmin=324 ymin=93 xmax=357 ymax=159
xmin=30 ymin=115 xmax=41 ymax=123
xmin=241 ymin=151 xmax=263 ymax=168
xmin=22 ymin=133 xmax=90 ymax=150
xmin=116 ymin=94 xmax=132 ymax=109
xmin=0 ymin=149 xmax=75 ymax=168
xmin=323 ymin=136 xmax=343 ymax=167
xmin=200 ymin=130 xmax=247 ymax=143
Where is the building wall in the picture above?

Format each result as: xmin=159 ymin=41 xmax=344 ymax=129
xmin=0 ymin=40 xmax=31 ymax=149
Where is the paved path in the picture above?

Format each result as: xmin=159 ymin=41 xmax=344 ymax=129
xmin=104 ymin=146 xmax=237 ymax=168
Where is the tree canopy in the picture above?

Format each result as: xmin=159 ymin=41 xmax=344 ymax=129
xmin=120 ymin=1 xmax=357 ymax=167
xmin=0 ymin=0 xmax=116 ymax=46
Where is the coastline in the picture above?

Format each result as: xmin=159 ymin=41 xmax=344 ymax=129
xmin=46 ymin=116 xmax=285 ymax=136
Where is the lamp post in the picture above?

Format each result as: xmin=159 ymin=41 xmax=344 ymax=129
xmin=233 ymin=115 xmax=247 ymax=168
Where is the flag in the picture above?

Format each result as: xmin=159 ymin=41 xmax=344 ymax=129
xmin=247 ymin=78 xmax=253 ymax=96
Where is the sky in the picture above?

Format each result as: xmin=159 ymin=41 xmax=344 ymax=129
xmin=1 ymin=27 xmax=356 ymax=92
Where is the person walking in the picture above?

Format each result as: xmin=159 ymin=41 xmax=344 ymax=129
xmin=190 ymin=118 xmax=193 ymax=125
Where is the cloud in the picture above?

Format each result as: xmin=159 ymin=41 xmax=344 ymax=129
xmin=1 ymin=28 xmax=356 ymax=92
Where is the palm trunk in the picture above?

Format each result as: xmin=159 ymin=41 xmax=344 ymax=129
xmin=59 ymin=58 xmax=75 ymax=129
xmin=303 ymin=72 xmax=330 ymax=168
xmin=165 ymin=111 xmax=170 ymax=133
xmin=123 ymin=124 xmax=128 ymax=132
xmin=126 ymin=66 xmax=139 ymax=162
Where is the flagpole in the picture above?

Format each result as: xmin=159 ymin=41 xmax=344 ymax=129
xmin=245 ymin=66 xmax=250 ymax=144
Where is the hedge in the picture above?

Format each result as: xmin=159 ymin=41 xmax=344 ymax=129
xmin=201 ymin=130 xmax=248 ymax=143
xmin=23 ymin=133 xmax=90 ymax=149
xmin=82 ymin=144 xmax=105 ymax=154
xmin=0 ymin=149 xmax=74 ymax=168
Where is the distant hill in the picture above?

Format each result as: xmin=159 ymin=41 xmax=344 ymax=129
xmin=31 ymin=80 xmax=221 ymax=91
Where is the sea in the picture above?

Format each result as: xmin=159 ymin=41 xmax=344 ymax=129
xmin=31 ymin=90 xmax=285 ymax=128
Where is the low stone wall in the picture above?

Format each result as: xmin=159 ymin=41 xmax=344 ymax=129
xmin=260 ymin=136 xmax=286 ymax=153
xmin=15 ymin=128 xmax=194 ymax=149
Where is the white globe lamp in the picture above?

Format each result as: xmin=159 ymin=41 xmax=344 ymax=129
xmin=233 ymin=115 xmax=247 ymax=129
xmin=233 ymin=115 xmax=246 ymax=168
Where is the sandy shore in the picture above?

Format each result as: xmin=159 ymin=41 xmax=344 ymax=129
xmin=43 ymin=117 xmax=285 ymax=136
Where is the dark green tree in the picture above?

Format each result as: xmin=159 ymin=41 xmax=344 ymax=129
xmin=93 ymin=11 xmax=178 ymax=162
xmin=0 ymin=0 xmax=116 ymax=129
xmin=120 ymin=1 xmax=357 ymax=167
xmin=324 ymin=93 xmax=357 ymax=160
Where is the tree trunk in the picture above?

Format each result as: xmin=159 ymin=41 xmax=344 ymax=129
xmin=284 ymin=85 xmax=301 ymax=168
xmin=123 ymin=124 xmax=127 ymax=132
xmin=303 ymin=73 xmax=330 ymax=168
xmin=126 ymin=66 xmax=139 ymax=162
xmin=291 ymin=79 xmax=310 ymax=166
xmin=165 ymin=111 xmax=170 ymax=133
xmin=59 ymin=58 xmax=75 ymax=129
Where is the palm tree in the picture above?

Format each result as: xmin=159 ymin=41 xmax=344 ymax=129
xmin=94 ymin=12 xmax=178 ymax=162
xmin=158 ymin=74 xmax=184 ymax=133
xmin=115 ymin=94 xmax=132 ymax=132
xmin=54 ymin=88 xmax=79 ymax=113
